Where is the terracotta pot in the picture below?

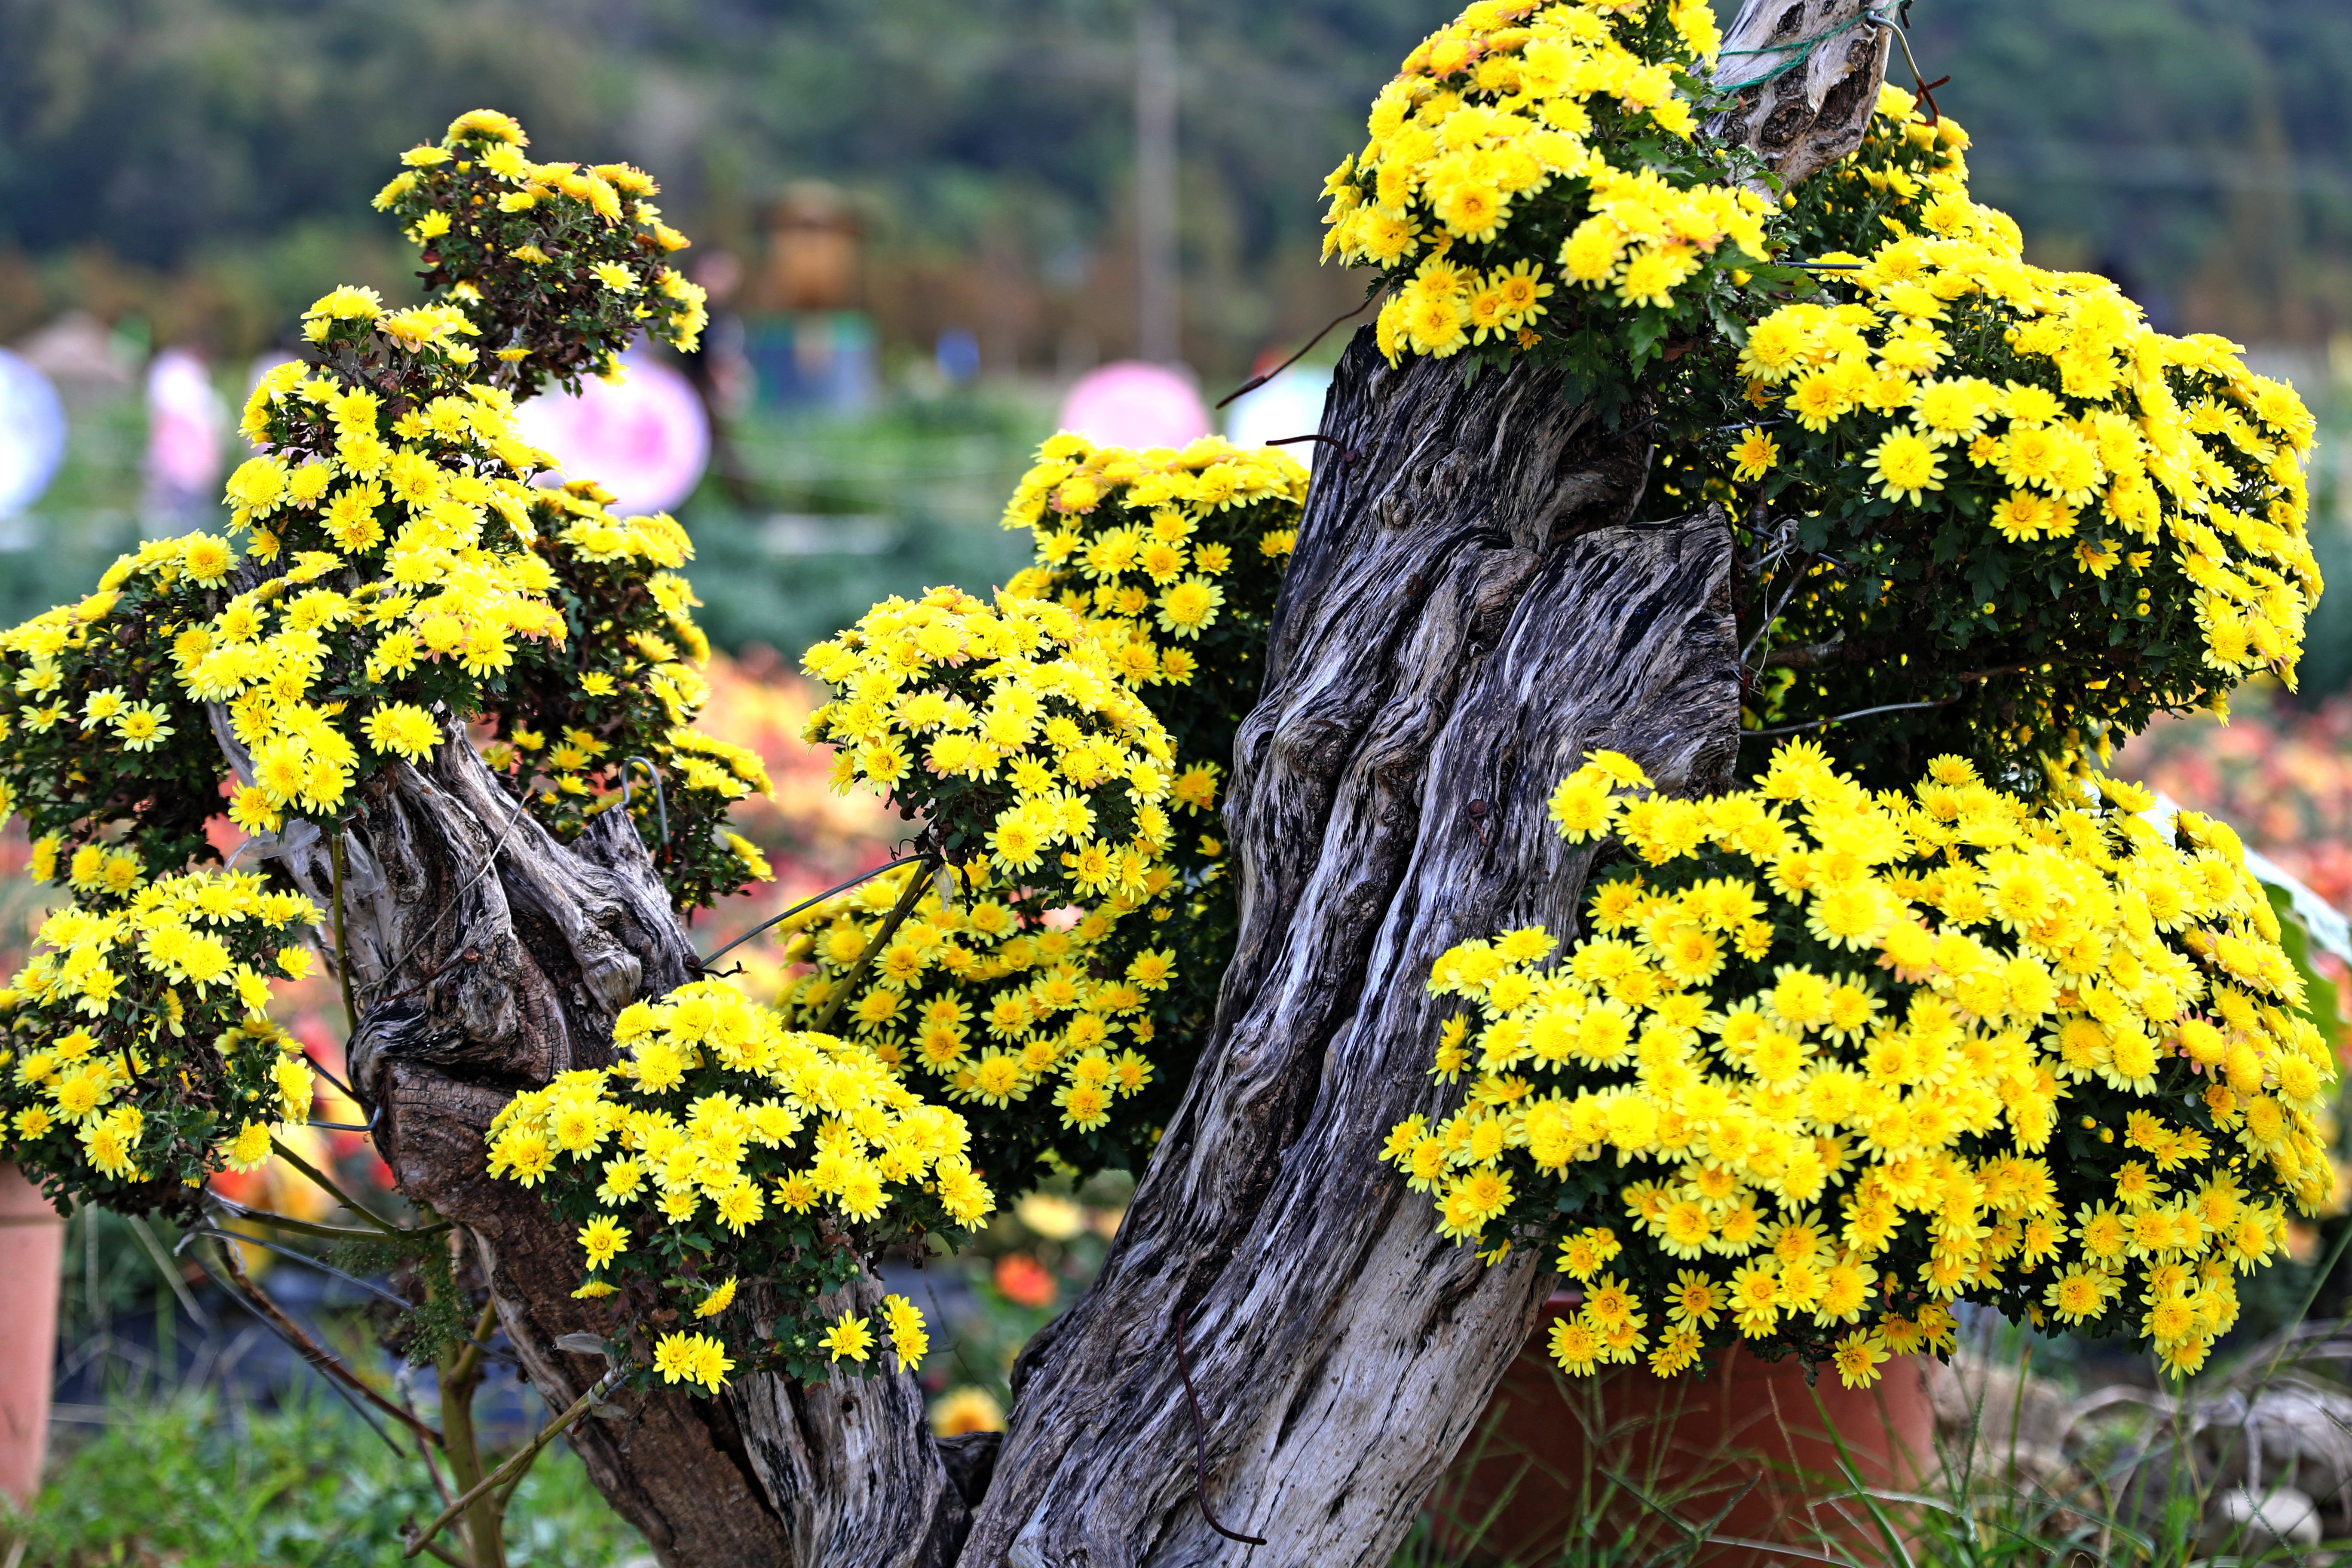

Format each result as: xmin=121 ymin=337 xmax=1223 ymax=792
xmin=1433 ymin=1297 xmax=1934 ymax=1565
xmin=0 ymin=1166 xmax=64 ymax=1509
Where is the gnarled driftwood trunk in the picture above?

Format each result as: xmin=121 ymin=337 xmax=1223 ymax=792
xmin=329 ymin=18 xmax=1891 ymax=1562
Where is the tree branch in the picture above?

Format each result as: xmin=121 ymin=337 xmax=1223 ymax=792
xmin=208 ymin=1236 xmax=444 ymax=1449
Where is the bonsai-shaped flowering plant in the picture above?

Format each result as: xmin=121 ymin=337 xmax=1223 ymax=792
xmin=1391 ymin=747 xmax=2334 ymax=1387
xmin=1307 ymin=0 xmax=2333 ymax=1406
xmin=0 ymin=110 xmax=963 ymax=1397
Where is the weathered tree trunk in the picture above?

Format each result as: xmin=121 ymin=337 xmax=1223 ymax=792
xmin=958 ymin=344 xmax=1739 ymax=1568
xmin=321 ymin=26 xmax=1893 ymax=1566
xmin=337 ymin=350 xmax=1736 ymax=1568
xmin=283 ymin=737 xmax=952 ymax=1567
xmin=1708 ymin=0 xmax=1896 ymax=188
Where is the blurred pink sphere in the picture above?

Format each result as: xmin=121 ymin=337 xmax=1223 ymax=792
xmin=1056 ymin=361 xmax=1209 ymax=451
xmin=513 ymin=352 xmax=710 ymax=514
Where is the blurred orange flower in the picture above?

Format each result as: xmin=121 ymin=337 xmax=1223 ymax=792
xmin=993 ymin=1253 xmax=1057 ymax=1309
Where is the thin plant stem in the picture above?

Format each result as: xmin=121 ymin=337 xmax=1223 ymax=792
xmin=1739 ymin=553 xmax=1812 ymax=671
xmin=448 ymin=1298 xmax=499 ymax=1394
xmin=128 ymin=1214 xmax=210 ymax=1328
xmin=269 ymin=1134 xmax=404 ymax=1237
xmin=699 ymin=851 xmax=928 ymax=970
xmin=207 ymin=1235 xmax=442 ymax=1449
xmin=401 ymin=1374 xmax=459 ymax=1513
xmin=208 ymin=1193 xmax=447 ymax=1243
xmin=1742 ymin=699 xmax=1955 ymax=738
xmin=490 ymin=1401 xmax=561 ymax=1513
xmin=187 ymin=1224 xmax=419 ymax=1311
xmin=405 ymin=1534 xmax=470 ymax=1568
xmin=1213 ymin=283 xmax=1387 ymax=409
xmin=190 ymin=1243 xmax=403 ymax=1456
xmin=434 ymin=1298 xmax=505 ymax=1568
xmin=330 ymin=827 xmax=361 ymax=1041
xmin=810 ymin=855 xmax=936 ymax=1035
xmin=406 ymin=1369 xmax=623 ymax=1562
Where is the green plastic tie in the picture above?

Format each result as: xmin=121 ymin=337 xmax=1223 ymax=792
xmin=1712 ymin=6 xmax=1894 ymax=96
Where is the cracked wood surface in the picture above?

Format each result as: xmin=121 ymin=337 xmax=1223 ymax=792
xmin=1709 ymin=0 xmax=1895 ymax=188
xmin=330 ymin=733 xmax=955 ymax=1568
xmin=958 ymin=337 xmax=1740 ymax=1568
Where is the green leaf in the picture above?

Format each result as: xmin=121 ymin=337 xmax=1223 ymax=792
xmin=1624 ymin=307 xmax=1670 ymax=365
xmin=2266 ymin=883 xmax=2348 ymax=1046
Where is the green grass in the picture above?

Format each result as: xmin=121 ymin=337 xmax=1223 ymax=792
xmin=19 ymin=1349 xmax=2352 ymax=1568
xmin=3 ymin=1388 xmax=644 ymax=1568
xmin=680 ymin=385 xmax=1051 ymax=661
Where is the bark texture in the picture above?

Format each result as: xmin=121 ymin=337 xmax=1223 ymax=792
xmin=960 ymin=339 xmax=1740 ymax=1568
xmin=306 ymin=735 xmax=959 ymax=1568
xmin=1708 ymin=0 xmax=1895 ymax=187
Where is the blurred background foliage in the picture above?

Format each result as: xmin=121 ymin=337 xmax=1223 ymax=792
xmin=0 ymin=0 xmax=2346 ymax=374
xmin=1904 ymin=0 xmax=2352 ymax=349
xmin=0 ymin=0 xmax=1427 ymax=374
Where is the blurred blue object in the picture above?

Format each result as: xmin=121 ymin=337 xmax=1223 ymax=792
xmin=936 ymin=327 xmax=981 ymax=386
xmin=747 ymin=311 xmax=878 ymax=413
xmin=0 ymin=347 xmax=68 ymax=522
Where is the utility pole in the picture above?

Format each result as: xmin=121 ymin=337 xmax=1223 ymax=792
xmin=1135 ymin=2 xmax=1179 ymax=365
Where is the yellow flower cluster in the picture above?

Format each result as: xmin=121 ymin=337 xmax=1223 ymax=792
xmin=1002 ymin=432 xmax=1306 ymax=685
xmin=1 ymin=871 xmax=322 ymax=1196
xmin=1000 ymin=432 xmax=1306 ymax=842
xmin=1389 ymin=747 xmax=2330 ymax=1386
xmin=1720 ymin=85 xmax=2318 ymax=768
xmin=650 ymin=1329 xmax=737 ymax=1391
xmin=372 ymin=109 xmax=707 ymax=381
xmin=487 ymin=979 xmax=992 ymax=1388
xmin=778 ymin=862 xmax=1169 ymax=1131
xmin=0 ymin=326 xmax=756 ymax=902
xmin=3 ymin=115 xmax=760 ymax=907
xmin=774 ymin=437 xmax=1302 ymax=1184
xmin=1747 ymin=252 xmax=2315 ymax=668
xmin=801 ymin=587 xmax=1177 ymax=903
xmin=1321 ymin=0 xmax=1767 ymax=362
xmin=468 ymin=482 xmax=770 ymax=912
xmin=198 ymin=362 xmax=573 ymax=827
xmin=637 ymin=1288 xmax=928 ymax=1390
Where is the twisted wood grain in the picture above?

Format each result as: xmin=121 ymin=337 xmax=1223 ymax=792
xmin=962 ymin=338 xmax=1739 ymax=1568
xmin=340 ymin=735 xmax=957 ymax=1568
